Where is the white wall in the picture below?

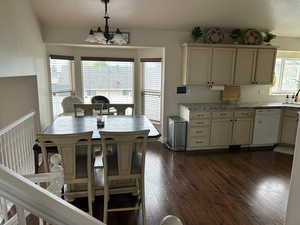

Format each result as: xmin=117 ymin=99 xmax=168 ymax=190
xmin=42 ymin=26 xmax=300 ymax=138
xmin=0 ymin=0 xmax=51 ymax=129
xmin=0 ymin=76 xmax=39 ymax=129
xmin=286 ymin=119 xmax=300 ymax=225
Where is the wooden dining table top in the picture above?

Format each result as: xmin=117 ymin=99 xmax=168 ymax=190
xmin=43 ymin=115 xmax=161 ymax=140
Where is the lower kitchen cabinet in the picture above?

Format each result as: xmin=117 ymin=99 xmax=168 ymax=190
xmin=232 ymin=118 xmax=253 ymax=145
xmin=281 ymin=116 xmax=298 ymax=145
xmin=211 ymin=119 xmax=233 ymax=146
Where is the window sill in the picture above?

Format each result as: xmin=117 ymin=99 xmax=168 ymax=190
xmin=270 ymin=93 xmax=290 ymax=96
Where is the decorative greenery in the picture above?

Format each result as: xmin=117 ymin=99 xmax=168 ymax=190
xmin=230 ymin=29 xmax=242 ymax=43
xmin=191 ymin=27 xmax=203 ymax=42
xmin=263 ymin=32 xmax=276 ymax=43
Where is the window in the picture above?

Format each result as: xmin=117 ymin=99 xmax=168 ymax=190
xmin=49 ymin=56 xmax=74 ymax=118
xmin=271 ymin=52 xmax=300 ymax=94
xmin=81 ymin=57 xmax=134 ymax=104
xmin=141 ymin=59 xmax=162 ymax=122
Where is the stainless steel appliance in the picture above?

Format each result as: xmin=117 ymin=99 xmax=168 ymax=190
xmin=167 ymin=116 xmax=187 ymax=151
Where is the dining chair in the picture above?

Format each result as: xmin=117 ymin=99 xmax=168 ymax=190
xmin=91 ymin=96 xmax=110 ymax=115
xmin=99 ymin=130 xmax=150 ymax=225
xmin=91 ymin=95 xmax=110 ymax=104
xmin=107 ymin=104 xmax=135 ymax=116
xmin=74 ymin=103 xmax=103 ymax=117
xmin=37 ymin=132 xmax=95 ymax=215
xmin=61 ymin=95 xmax=83 ymax=114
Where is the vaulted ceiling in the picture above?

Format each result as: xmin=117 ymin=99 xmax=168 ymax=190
xmin=31 ymin=0 xmax=300 ymax=37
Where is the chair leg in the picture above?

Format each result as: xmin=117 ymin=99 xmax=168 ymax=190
xmin=88 ymin=183 xmax=93 ymax=216
xmin=42 ymin=151 xmax=49 ymax=172
xmin=140 ymin=178 xmax=146 ymax=225
xmin=103 ymin=186 xmax=109 ymax=224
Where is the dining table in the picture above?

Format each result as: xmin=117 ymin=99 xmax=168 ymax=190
xmin=43 ymin=115 xmax=161 ymax=142
xmin=40 ymin=115 xmax=161 ymax=197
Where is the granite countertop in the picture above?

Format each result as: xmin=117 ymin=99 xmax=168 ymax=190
xmin=179 ymin=102 xmax=300 ymax=111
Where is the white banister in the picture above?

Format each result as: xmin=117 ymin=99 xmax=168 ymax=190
xmin=0 ymin=112 xmax=36 ymax=175
xmin=0 ymin=165 xmax=105 ymax=225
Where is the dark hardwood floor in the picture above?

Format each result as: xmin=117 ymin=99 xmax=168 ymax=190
xmin=72 ymin=142 xmax=293 ymax=225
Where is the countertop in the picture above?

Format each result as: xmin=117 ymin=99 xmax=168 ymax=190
xmin=179 ymin=102 xmax=300 ymax=111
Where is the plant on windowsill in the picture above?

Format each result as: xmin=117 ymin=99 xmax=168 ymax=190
xmin=230 ymin=29 xmax=242 ymax=44
xmin=263 ymin=32 xmax=276 ymax=45
xmin=191 ymin=26 xmax=203 ymax=43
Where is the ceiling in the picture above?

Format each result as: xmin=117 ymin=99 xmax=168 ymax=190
xmin=31 ymin=0 xmax=300 ymax=37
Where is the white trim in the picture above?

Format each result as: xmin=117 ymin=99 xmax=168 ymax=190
xmin=0 ymin=165 xmax=104 ymax=225
xmin=0 ymin=112 xmax=35 ymax=136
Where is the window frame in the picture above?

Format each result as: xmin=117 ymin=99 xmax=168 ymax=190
xmin=80 ymin=58 xmax=135 ymax=105
xmin=271 ymin=57 xmax=300 ymax=95
xmin=48 ymin=56 xmax=76 ymax=119
xmin=141 ymin=59 xmax=162 ymax=123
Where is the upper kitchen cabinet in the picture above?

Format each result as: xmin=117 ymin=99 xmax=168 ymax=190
xmin=211 ymin=48 xmax=236 ymax=85
xmin=254 ymin=49 xmax=277 ymax=84
xmin=182 ymin=47 xmax=212 ymax=85
xmin=234 ymin=49 xmax=257 ymax=85
xmin=182 ymin=44 xmax=277 ymax=86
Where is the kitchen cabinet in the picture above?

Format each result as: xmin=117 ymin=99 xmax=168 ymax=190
xmin=181 ymin=44 xmax=277 ymax=86
xmin=281 ymin=117 xmax=297 ymax=145
xmin=254 ymin=49 xmax=277 ymax=84
xmin=180 ymin=104 xmax=254 ymax=151
xmin=211 ymin=119 xmax=233 ymax=146
xmin=232 ymin=118 xmax=253 ymax=145
xmin=182 ymin=47 xmax=212 ymax=85
xmin=211 ymin=48 xmax=236 ymax=85
xmin=234 ymin=49 xmax=256 ymax=85
xmin=280 ymin=109 xmax=299 ymax=145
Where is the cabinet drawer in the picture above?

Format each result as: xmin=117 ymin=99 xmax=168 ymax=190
xmin=234 ymin=110 xmax=253 ymax=118
xmin=189 ymin=127 xmax=210 ymax=137
xmin=189 ymin=136 xmax=210 ymax=147
xmin=212 ymin=111 xmax=233 ymax=119
xmin=284 ymin=109 xmax=299 ymax=118
xmin=189 ymin=119 xmax=211 ymax=127
xmin=190 ymin=112 xmax=211 ymax=120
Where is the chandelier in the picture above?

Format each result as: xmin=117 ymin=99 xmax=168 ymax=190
xmin=85 ymin=0 xmax=128 ymax=45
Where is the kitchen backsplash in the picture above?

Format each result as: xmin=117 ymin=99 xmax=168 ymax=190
xmin=177 ymin=85 xmax=286 ymax=104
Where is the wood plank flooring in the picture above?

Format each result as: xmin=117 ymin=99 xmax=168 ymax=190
xmin=72 ymin=142 xmax=293 ymax=225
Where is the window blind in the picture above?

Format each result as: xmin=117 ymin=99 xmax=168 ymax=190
xmin=49 ymin=55 xmax=74 ymax=60
xmin=142 ymin=62 xmax=162 ymax=122
xmin=49 ymin=59 xmax=73 ymax=118
xmin=81 ymin=60 xmax=134 ymax=104
xmin=81 ymin=57 xmax=134 ymax=62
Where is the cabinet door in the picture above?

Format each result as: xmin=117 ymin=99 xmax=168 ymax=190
xmin=185 ymin=47 xmax=212 ymax=85
xmin=211 ymin=119 xmax=233 ymax=146
xmin=254 ymin=49 xmax=276 ymax=84
xmin=211 ymin=48 xmax=236 ymax=85
xmin=234 ymin=49 xmax=256 ymax=85
xmin=281 ymin=117 xmax=298 ymax=145
xmin=232 ymin=118 xmax=253 ymax=145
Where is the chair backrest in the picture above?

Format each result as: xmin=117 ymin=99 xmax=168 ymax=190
xmin=38 ymin=132 xmax=93 ymax=184
xmin=100 ymin=130 xmax=149 ymax=180
xmin=74 ymin=103 xmax=103 ymax=117
xmin=61 ymin=96 xmax=83 ymax=113
xmin=91 ymin=96 xmax=110 ymax=104
xmin=107 ymin=104 xmax=135 ymax=115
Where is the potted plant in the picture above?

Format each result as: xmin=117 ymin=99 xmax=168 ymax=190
xmin=230 ymin=29 xmax=242 ymax=44
xmin=191 ymin=26 xmax=203 ymax=42
xmin=263 ymin=32 xmax=276 ymax=45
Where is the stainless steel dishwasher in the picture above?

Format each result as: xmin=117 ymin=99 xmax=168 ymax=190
xmin=167 ymin=116 xmax=187 ymax=151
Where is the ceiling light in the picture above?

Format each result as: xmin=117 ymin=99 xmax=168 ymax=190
xmin=85 ymin=0 xmax=129 ymax=45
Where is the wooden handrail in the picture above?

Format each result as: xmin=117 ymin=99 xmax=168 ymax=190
xmin=0 ymin=165 xmax=105 ymax=225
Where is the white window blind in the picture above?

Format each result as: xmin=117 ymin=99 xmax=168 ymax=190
xmin=142 ymin=61 xmax=161 ymax=122
xmin=272 ymin=58 xmax=300 ymax=94
xmin=81 ymin=60 xmax=134 ymax=104
xmin=49 ymin=57 xmax=74 ymax=118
